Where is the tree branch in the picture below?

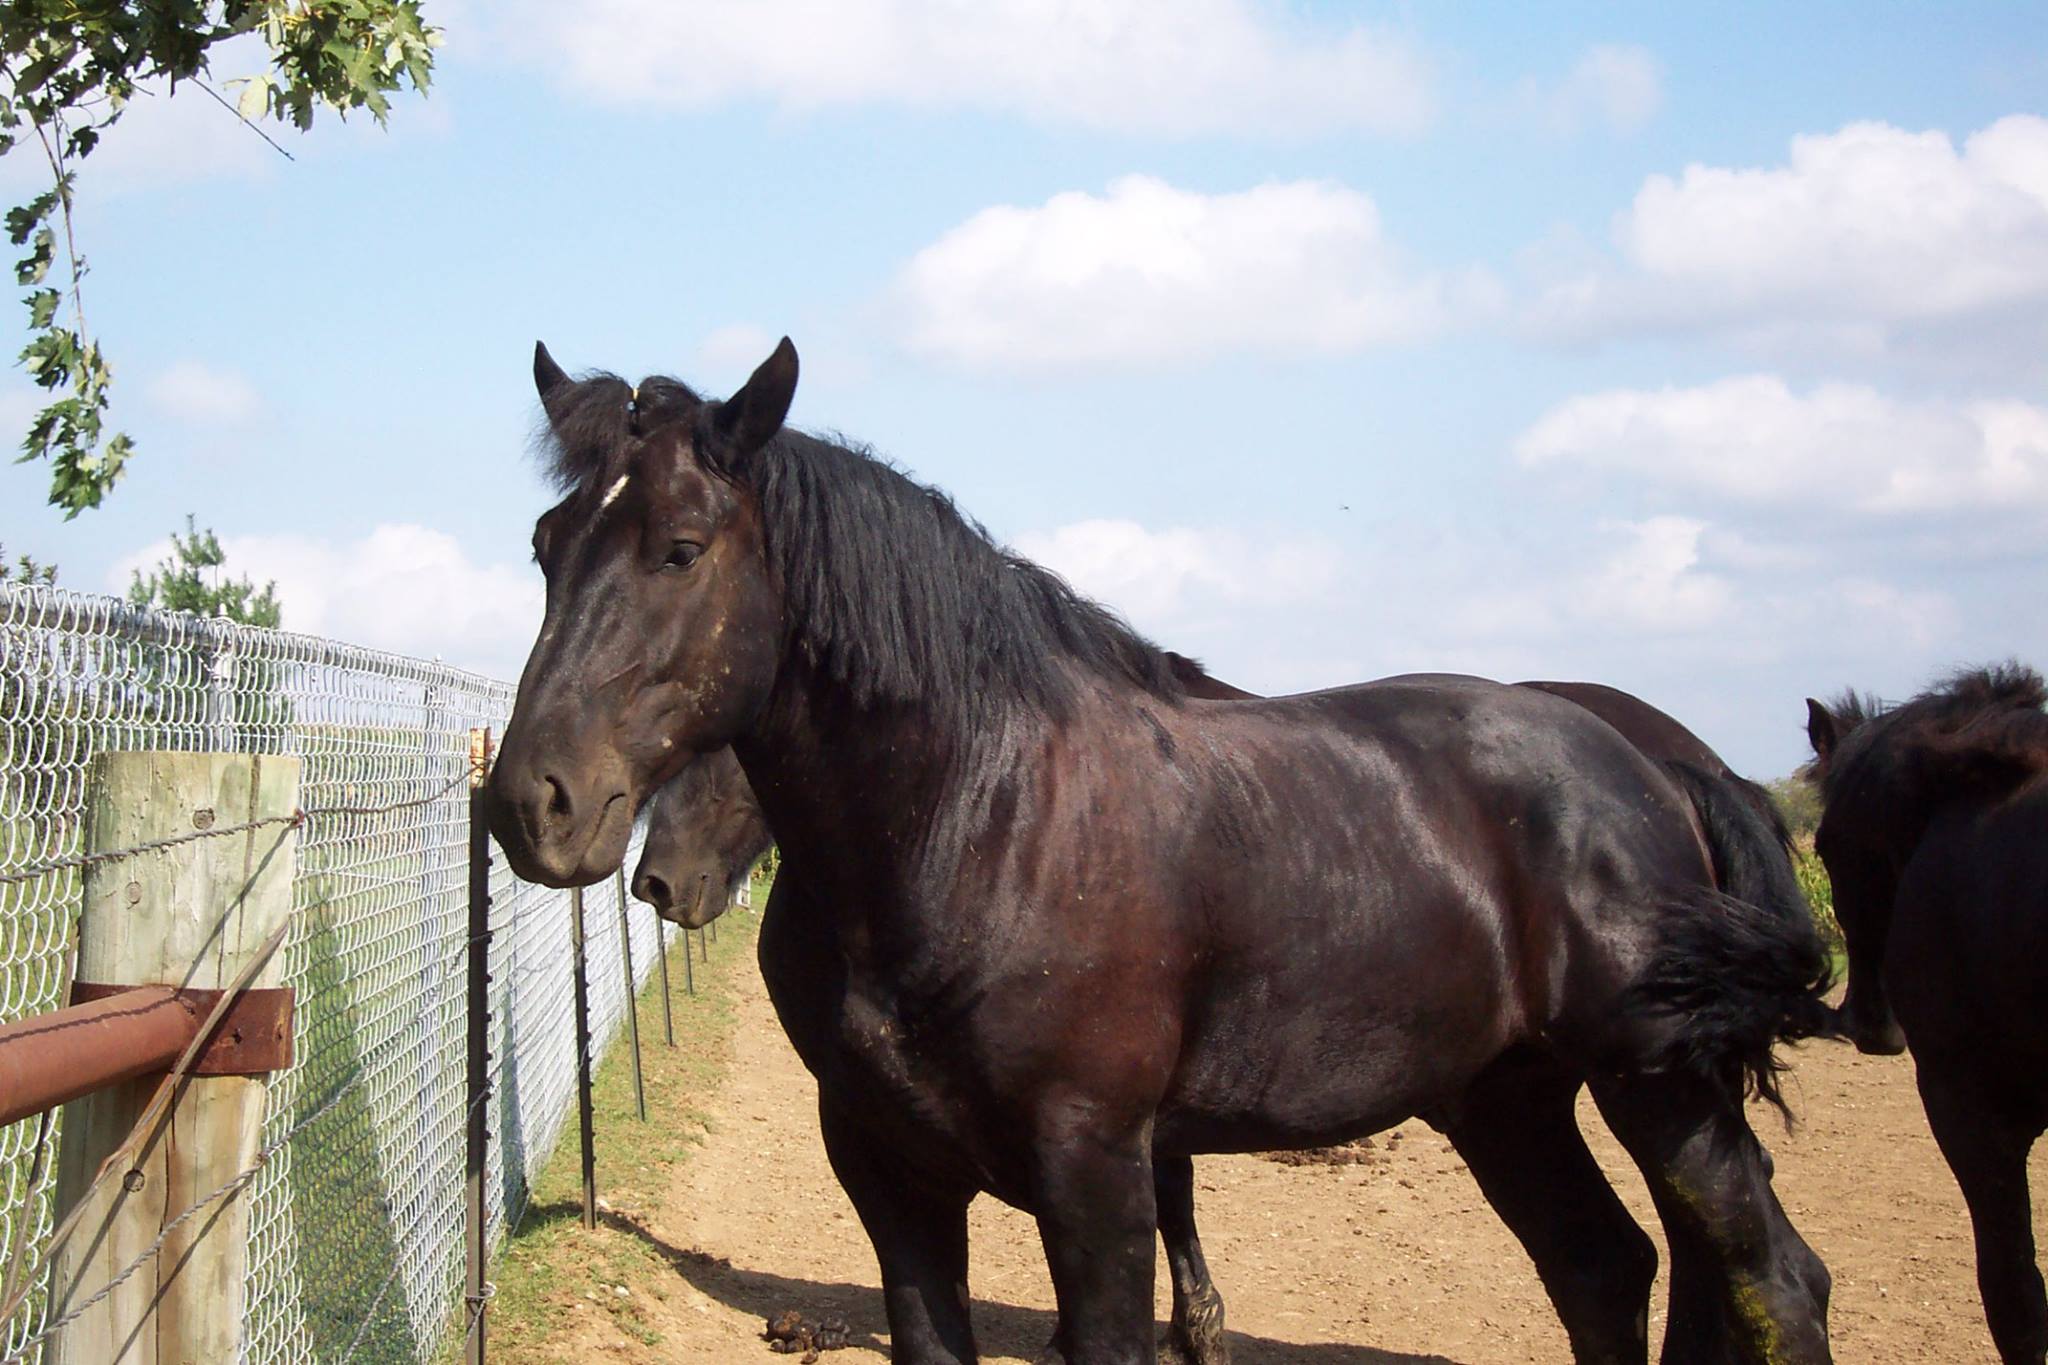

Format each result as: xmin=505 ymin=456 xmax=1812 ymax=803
xmin=187 ymin=77 xmax=296 ymax=161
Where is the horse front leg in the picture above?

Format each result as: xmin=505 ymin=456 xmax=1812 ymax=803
xmin=1917 ymin=1070 xmax=2047 ymax=1364
xmin=1035 ymin=1155 xmax=1227 ymax=1365
xmin=1032 ymin=1110 xmax=1161 ymax=1365
xmin=819 ymin=1098 xmax=980 ymax=1364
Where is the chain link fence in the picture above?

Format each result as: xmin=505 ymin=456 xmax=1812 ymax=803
xmin=0 ymin=583 xmax=673 ymax=1363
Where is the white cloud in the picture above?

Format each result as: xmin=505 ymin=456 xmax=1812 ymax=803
xmin=109 ymin=524 xmax=542 ymax=680
xmin=897 ymin=176 xmax=1492 ymax=370
xmin=1515 ymin=44 xmax=1662 ymax=137
xmin=1013 ymin=518 xmax=1342 ymax=632
xmin=145 ymin=361 xmax=260 ymax=425
xmin=494 ymin=0 xmax=1432 ymax=136
xmin=1515 ymin=374 xmax=2048 ymax=517
xmin=1529 ymin=116 xmax=2048 ymax=349
xmin=1579 ymin=516 xmax=1730 ymax=627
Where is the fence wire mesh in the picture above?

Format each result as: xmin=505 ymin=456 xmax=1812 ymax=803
xmin=0 ymin=584 xmax=674 ymax=1364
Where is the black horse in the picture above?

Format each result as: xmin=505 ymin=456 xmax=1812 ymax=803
xmin=630 ymin=655 xmax=1252 ymax=1363
xmin=1806 ymin=665 xmax=2048 ymax=1363
xmin=631 ymin=747 xmax=774 ymax=927
xmin=1519 ymin=681 xmax=1792 ymax=850
xmin=488 ymin=339 xmax=1840 ymax=1364
xmin=631 ymin=670 xmax=1803 ymax=1364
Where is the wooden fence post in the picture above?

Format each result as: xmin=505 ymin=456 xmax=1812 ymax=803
xmin=47 ymin=752 xmax=299 ymax=1365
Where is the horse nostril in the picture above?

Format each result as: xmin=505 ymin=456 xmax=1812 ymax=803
xmin=542 ymin=775 xmax=573 ymax=823
xmin=635 ymin=871 xmax=671 ymax=909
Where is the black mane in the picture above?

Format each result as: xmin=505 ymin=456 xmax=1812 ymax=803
xmin=537 ymin=370 xmax=1188 ymax=729
xmin=1820 ymin=662 xmax=2048 ymax=807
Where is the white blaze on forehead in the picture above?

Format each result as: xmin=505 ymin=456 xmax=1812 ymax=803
xmin=599 ymin=474 xmax=631 ymax=509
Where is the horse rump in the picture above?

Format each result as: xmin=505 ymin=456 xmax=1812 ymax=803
xmin=1629 ymin=760 xmax=1843 ymax=1116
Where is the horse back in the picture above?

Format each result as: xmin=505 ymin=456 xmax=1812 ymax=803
xmin=1517 ymin=679 xmax=1726 ymax=773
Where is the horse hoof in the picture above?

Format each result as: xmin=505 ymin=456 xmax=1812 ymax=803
xmin=1157 ymin=1336 xmax=1231 ymax=1365
xmin=1159 ymin=1324 xmax=1232 ymax=1365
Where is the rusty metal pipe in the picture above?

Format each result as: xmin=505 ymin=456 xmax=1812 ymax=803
xmin=0 ymin=987 xmax=198 ymax=1127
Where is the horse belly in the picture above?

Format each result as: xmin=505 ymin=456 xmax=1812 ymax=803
xmin=1156 ymin=922 xmax=1521 ymax=1154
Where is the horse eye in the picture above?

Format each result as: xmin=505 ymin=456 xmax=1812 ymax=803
xmin=664 ymin=540 xmax=704 ymax=571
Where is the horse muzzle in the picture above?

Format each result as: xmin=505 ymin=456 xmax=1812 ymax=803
xmin=485 ymin=756 xmax=634 ymax=889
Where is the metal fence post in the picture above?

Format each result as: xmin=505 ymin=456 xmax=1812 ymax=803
xmin=417 ymin=675 xmax=446 ymax=1263
xmin=206 ymin=605 xmax=236 ymax=752
xmin=464 ymin=729 xmax=493 ymax=1365
xmin=655 ymin=917 xmax=675 ymax=1047
xmin=612 ymin=869 xmax=646 ymax=1122
xmin=681 ymin=922 xmax=695 ymax=996
xmin=570 ymin=887 xmax=596 ymax=1230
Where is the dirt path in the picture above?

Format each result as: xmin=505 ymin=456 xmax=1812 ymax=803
xmin=614 ymin=962 xmax=2043 ymax=1363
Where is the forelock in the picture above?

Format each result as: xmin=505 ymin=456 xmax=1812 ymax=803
xmin=533 ymin=371 xmax=704 ymax=494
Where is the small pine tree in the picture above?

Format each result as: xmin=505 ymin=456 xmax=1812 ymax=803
xmin=0 ymin=544 xmax=57 ymax=586
xmin=127 ymin=516 xmax=281 ymax=627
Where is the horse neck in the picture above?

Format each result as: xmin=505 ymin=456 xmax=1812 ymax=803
xmin=730 ymin=650 xmax=1143 ymax=951
xmin=730 ymin=652 xmax=980 ymax=909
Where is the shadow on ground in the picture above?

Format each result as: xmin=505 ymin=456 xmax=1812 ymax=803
xmin=520 ymin=1200 xmax=1463 ymax=1365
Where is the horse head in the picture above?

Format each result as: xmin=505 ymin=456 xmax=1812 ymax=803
xmin=632 ymin=747 xmax=773 ymax=927
xmin=486 ymin=339 xmax=798 ymax=888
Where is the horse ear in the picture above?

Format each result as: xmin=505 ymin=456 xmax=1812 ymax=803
xmin=715 ymin=337 xmax=798 ymax=456
xmin=1805 ymin=698 xmax=1839 ymax=761
xmin=534 ymin=342 xmax=573 ymax=425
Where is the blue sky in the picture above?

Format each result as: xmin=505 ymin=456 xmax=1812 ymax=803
xmin=3 ymin=1 xmax=2045 ymax=775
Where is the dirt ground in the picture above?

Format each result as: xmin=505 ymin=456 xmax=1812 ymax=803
xmin=557 ymin=960 xmax=2046 ymax=1363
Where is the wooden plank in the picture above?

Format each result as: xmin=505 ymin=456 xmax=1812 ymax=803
xmin=47 ymin=752 xmax=299 ymax=1365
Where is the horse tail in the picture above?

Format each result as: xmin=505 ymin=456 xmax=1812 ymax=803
xmin=1727 ymin=769 xmax=1797 ymax=856
xmin=1633 ymin=759 xmax=1843 ymax=1117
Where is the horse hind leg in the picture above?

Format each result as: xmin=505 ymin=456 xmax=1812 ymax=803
xmin=1441 ymin=1055 xmax=1657 ymax=1364
xmin=1917 ymin=1070 xmax=2047 ymax=1364
xmin=1590 ymin=1069 xmax=1831 ymax=1365
xmin=1155 ymin=1154 xmax=1229 ymax=1365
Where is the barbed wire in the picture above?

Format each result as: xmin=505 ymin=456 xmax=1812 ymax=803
xmin=0 ymin=769 xmax=475 ymax=889
xmin=0 ymin=1063 xmax=382 ymax=1365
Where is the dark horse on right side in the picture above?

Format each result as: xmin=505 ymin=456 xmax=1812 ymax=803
xmin=490 ymin=337 xmax=1843 ymax=1365
xmin=1806 ymin=664 xmax=2048 ymax=1363
xmin=634 ymin=673 xmax=1809 ymax=1365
